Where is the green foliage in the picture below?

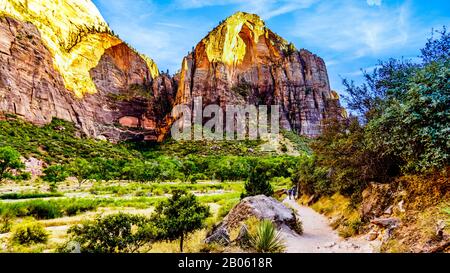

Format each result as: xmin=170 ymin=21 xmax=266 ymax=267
xmin=282 ymin=42 xmax=297 ymax=57
xmin=43 ymin=165 xmax=69 ymax=192
xmin=0 ymin=192 xmax=63 ymax=200
xmin=152 ymin=190 xmax=210 ymax=252
xmin=0 ymin=118 xmax=139 ymax=165
xmin=0 ymin=146 xmax=26 ymax=182
xmin=249 ymin=220 xmax=285 ymax=253
xmin=366 ymin=60 xmax=450 ymax=172
xmin=68 ymin=158 xmax=94 ymax=187
xmin=293 ymin=155 xmax=330 ymax=196
xmin=217 ymin=198 xmax=240 ymax=219
xmin=242 ymin=161 xmax=274 ymax=198
xmin=11 ymin=220 xmax=48 ymax=245
xmin=281 ymin=130 xmax=312 ymax=154
xmin=298 ymin=27 xmax=449 ymax=203
xmin=0 ymin=199 xmax=101 ymax=220
xmin=66 ymin=213 xmax=157 ymax=253
xmin=0 ymin=211 xmax=14 ymax=233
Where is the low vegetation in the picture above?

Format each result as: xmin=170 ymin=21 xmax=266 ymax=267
xmin=10 ymin=220 xmax=49 ymax=246
xmin=63 ymin=213 xmax=157 ymax=253
xmin=249 ymin=220 xmax=285 ymax=253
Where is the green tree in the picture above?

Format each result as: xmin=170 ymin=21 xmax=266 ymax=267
xmin=293 ymin=155 xmax=330 ymax=196
xmin=366 ymin=60 xmax=450 ymax=172
xmin=0 ymin=146 xmax=25 ymax=183
xmin=65 ymin=213 xmax=157 ymax=253
xmin=241 ymin=161 xmax=274 ymax=198
xmin=68 ymin=158 xmax=93 ymax=188
xmin=151 ymin=190 xmax=210 ymax=252
xmin=43 ymin=165 xmax=69 ymax=192
xmin=180 ymin=157 xmax=198 ymax=182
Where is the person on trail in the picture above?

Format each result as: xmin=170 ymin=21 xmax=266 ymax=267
xmin=288 ymin=188 xmax=293 ymax=200
xmin=292 ymin=185 xmax=298 ymax=200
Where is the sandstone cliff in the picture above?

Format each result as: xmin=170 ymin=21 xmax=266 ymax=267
xmin=175 ymin=12 xmax=345 ymax=137
xmin=0 ymin=0 xmax=174 ymax=142
xmin=0 ymin=2 xmax=345 ymax=142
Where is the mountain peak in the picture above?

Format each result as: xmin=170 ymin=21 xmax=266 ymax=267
xmin=0 ymin=0 xmax=158 ymax=98
xmin=199 ymin=11 xmax=293 ymax=66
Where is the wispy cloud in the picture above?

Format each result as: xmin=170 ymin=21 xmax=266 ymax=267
xmin=367 ymin=0 xmax=382 ymax=6
xmin=291 ymin=1 xmax=413 ymax=59
xmin=173 ymin=0 xmax=318 ymax=19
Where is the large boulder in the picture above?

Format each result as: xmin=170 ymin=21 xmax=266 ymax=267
xmin=205 ymin=195 xmax=302 ymax=245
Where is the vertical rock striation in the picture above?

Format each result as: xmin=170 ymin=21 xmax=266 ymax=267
xmin=175 ymin=12 xmax=346 ymax=137
xmin=0 ymin=3 xmax=345 ymax=142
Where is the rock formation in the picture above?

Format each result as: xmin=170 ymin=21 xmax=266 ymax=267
xmin=205 ymin=195 xmax=303 ymax=245
xmin=175 ymin=12 xmax=346 ymax=137
xmin=0 ymin=1 xmax=345 ymax=141
xmin=0 ymin=0 xmax=174 ymax=142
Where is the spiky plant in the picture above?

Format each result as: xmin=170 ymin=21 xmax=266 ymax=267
xmin=249 ymin=220 xmax=286 ymax=253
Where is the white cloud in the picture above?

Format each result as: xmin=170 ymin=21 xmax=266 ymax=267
xmin=367 ymin=0 xmax=382 ymax=6
xmin=291 ymin=1 xmax=413 ymax=59
xmin=173 ymin=0 xmax=318 ymax=19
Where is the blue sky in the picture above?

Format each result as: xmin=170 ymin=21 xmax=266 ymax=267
xmin=92 ymin=0 xmax=450 ymax=93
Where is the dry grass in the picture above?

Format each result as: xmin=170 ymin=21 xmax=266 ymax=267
xmin=149 ymin=229 xmax=209 ymax=253
xmin=305 ymin=193 xmax=362 ymax=238
xmin=381 ymin=202 xmax=450 ymax=253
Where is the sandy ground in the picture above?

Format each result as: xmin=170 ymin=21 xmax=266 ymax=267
xmin=282 ymin=199 xmax=381 ymax=253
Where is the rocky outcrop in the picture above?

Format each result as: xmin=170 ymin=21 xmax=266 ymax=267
xmin=0 ymin=3 xmax=174 ymax=142
xmin=0 ymin=3 xmax=345 ymax=142
xmin=175 ymin=12 xmax=346 ymax=137
xmin=205 ymin=195 xmax=302 ymax=245
xmin=0 ymin=16 xmax=80 ymax=126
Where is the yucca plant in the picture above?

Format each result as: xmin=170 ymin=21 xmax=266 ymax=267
xmin=249 ymin=220 xmax=286 ymax=253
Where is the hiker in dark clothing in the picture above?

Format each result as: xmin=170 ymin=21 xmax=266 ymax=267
xmin=288 ymin=188 xmax=293 ymax=200
xmin=292 ymin=185 xmax=298 ymax=200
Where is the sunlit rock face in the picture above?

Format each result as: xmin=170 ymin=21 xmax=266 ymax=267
xmin=0 ymin=0 xmax=172 ymax=142
xmin=176 ymin=12 xmax=345 ymax=137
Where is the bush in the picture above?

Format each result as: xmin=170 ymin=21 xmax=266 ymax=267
xmin=0 ymin=212 xmax=14 ymax=233
xmin=242 ymin=161 xmax=274 ymax=198
xmin=0 ymin=146 xmax=26 ymax=182
xmin=65 ymin=213 xmax=157 ymax=253
xmin=0 ymin=192 xmax=63 ymax=200
xmin=151 ymin=190 xmax=210 ymax=253
xmin=249 ymin=220 xmax=285 ymax=253
xmin=11 ymin=220 xmax=48 ymax=245
xmin=0 ymin=199 xmax=102 ymax=220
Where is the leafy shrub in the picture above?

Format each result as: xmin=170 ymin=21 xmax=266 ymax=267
xmin=0 ymin=199 xmax=102 ymax=220
xmin=11 ymin=220 xmax=48 ymax=245
xmin=0 ymin=146 xmax=26 ymax=182
xmin=151 ymin=190 xmax=210 ymax=252
xmin=242 ymin=161 xmax=274 ymax=198
xmin=249 ymin=220 xmax=285 ymax=253
xmin=63 ymin=200 xmax=98 ymax=216
xmin=0 ymin=192 xmax=63 ymax=200
xmin=65 ymin=213 xmax=157 ymax=253
xmin=0 ymin=211 xmax=14 ymax=233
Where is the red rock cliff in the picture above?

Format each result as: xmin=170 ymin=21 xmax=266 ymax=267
xmin=174 ymin=12 xmax=345 ymax=137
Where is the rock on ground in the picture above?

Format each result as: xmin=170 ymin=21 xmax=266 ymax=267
xmin=205 ymin=195 xmax=302 ymax=245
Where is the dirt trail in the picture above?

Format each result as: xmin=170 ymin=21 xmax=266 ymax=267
xmin=281 ymin=199 xmax=380 ymax=253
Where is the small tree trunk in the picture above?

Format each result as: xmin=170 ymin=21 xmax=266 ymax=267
xmin=180 ymin=233 xmax=184 ymax=253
